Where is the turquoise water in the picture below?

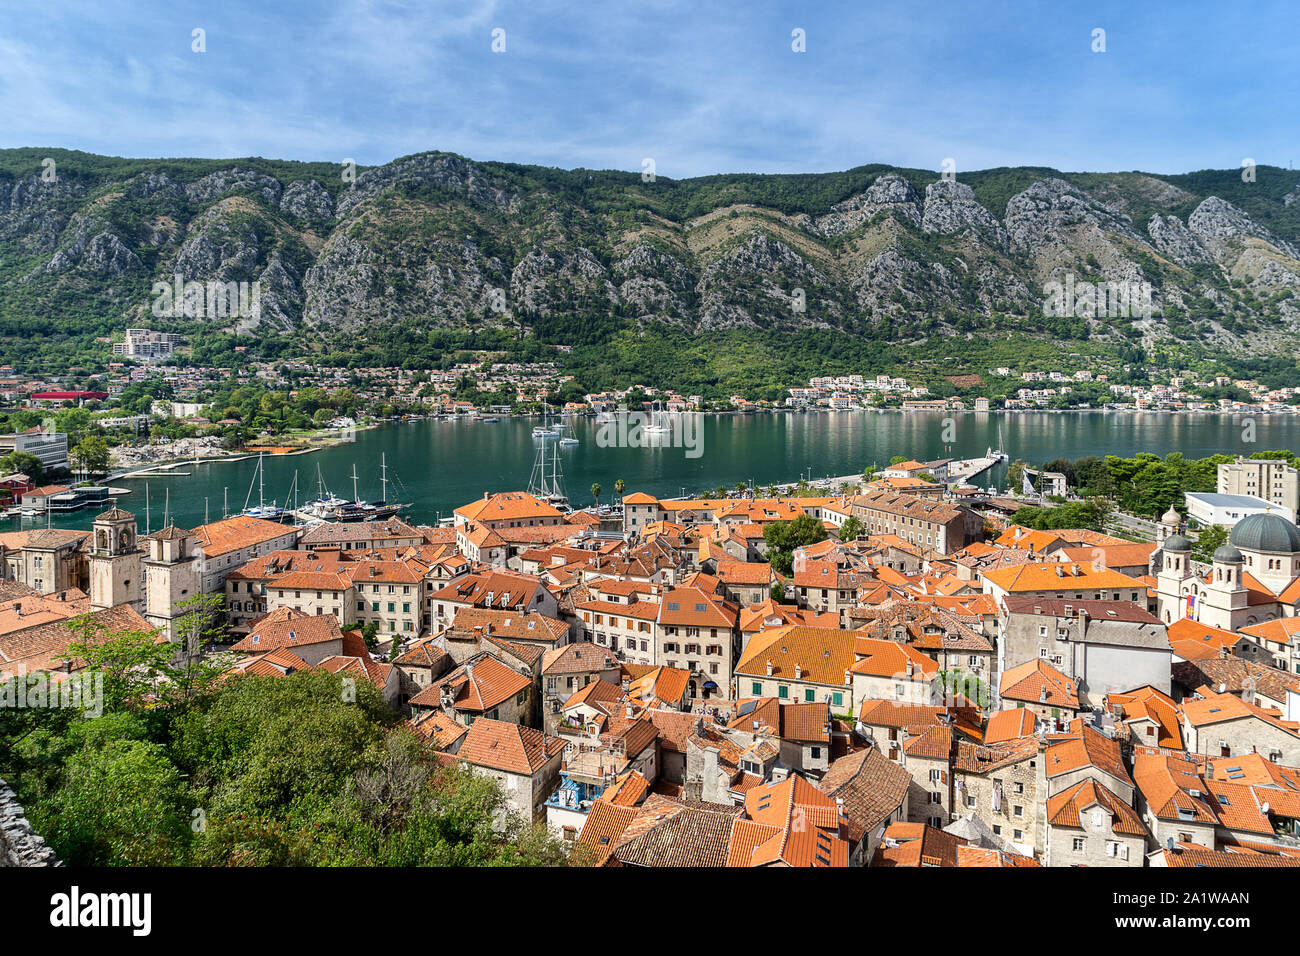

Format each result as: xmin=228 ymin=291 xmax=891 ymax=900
xmin=15 ymin=409 xmax=1300 ymax=532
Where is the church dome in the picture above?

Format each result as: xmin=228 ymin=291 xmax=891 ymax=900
xmin=1161 ymin=506 xmax=1181 ymax=526
xmin=1212 ymin=543 xmax=1243 ymax=563
xmin=1229 ymin=512 xmax=1300 ymax=554
xmin=1163 ymin=534 xmax=1191 ymax=552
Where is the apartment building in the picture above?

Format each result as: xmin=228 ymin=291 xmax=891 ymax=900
xmin=1218 ymin=457 xmax=1300 ymax=516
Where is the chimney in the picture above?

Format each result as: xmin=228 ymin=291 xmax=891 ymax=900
xmin=766 ymin=660 xmax=773 ymax=676
xmin=794 ymin=663 xmax=802 ymax=679
xmin=845 ymin=668 xmax=852 ymax=686
xmin=1039 ymin=686 xmax=1048 ymax=703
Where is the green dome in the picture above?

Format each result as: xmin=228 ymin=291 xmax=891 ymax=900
xmin=1229 ymin=512 xmax=1300 ymax=554
xmin=1164 ymin=534 xmax=1191 ymax=552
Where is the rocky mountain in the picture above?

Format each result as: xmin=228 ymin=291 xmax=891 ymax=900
xmin=3 ymin=147 xmax=1300 ymax=355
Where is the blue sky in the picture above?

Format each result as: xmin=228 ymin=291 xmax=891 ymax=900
xmin=1 ymin=0 xmax=1296 ymax=178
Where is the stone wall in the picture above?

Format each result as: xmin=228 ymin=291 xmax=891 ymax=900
xmin=0 ymin=778 xmax=58 ymax=866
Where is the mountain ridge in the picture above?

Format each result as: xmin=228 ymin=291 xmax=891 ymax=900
xmin=2 ymin=147 xmax=1299 ymax=369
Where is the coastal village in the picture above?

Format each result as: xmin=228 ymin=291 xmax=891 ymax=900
xmin=6 ymin=451 xmax=1300 ymax=868
xmin=1 ymin=330 xmax=1297 ymax=523
xmin=2 ymin=328 xmax=1299 ymax=462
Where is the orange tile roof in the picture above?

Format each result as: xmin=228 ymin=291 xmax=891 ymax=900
xmin=657 ymin=586 xmax=738 ymax=628
xmin=449 ymin=606 xmax=569 ymax=644
xmin=1181 ymin=687 xmax=1300 ymax=736
xmin=1045 ymin=725 xmax=1132 ymax=785
xmin=982 ymin=707 xmax=1036 ymax=743
xmin=412 ymin=654 xmax=531 ymax=713
xmin=1106 ymin=685 xmax=1184 ymax=749
xmin=575 ymin=801 xmax=639 ymax=864
xmin=736 ymin=626 xmax=855 ymax=687
xmin=739 ymin=775 xmax=849 ymax=867
xmin=850 ymin=636 xmax=939 ymax=680
xmin=231 ymin=609 xmax=343 ymax=653
xmin=454 ymin=491 xmax=563 ymax=523
xmin=714 ymin=559 xmax=775 ymax=586
xmin=1047 ymin=780 xmax=1147 ymax=836
xmin=995 ymin=525 xmax=1064 ymax=553
xmin=982 ymin=561 xmax=1143 ymax=593
xmin=457 ymin=717 xmax=565 ymax=775
xmin=627 ymin=665 xmax=690 ymax=709
xmin=1167 ymin=619 xmax=1243 ymax=660
xmin=872 ymin=822 xmax=968 ymax=867
xmin=999 ymin=658 xmax=1079 ymax=710
xmin=193 ymin=514 xmax=295 ymax=557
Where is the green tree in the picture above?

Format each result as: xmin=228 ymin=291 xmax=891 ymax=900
xmin=70 ymin=434 xmax=112 ymax=476
xmin=61 ymin=618 xmax=175 ymax=712
xmin=1193 ymin=524 xmax=1229 ymax=562
xmin=1011 ymin=500 xmax=1108 ymax=532
xmin=0 ymin=450 xmax=43 ymax=483
xmin=763 ymin=513 xmax=829 ymax=575
xmin=590 ymin=482 xmax=601 ymax=507
xmin=1007 ymin=459 xmax=1026 ymax=492
xmin=614 ymin=478 xmax=626 ymax=501
xmin=839 ymin=515 xmax=866 ymax=541
xmin=42 ymin=739 xmax=191 ymax=866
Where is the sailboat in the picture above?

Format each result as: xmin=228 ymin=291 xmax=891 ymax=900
xmin=642 ymin=400 xmax=670 ymax=435
xmin=299 ymin=464 xmax=351 ymax=521
xmin=532 ymin=418 xmax=559 ymax=439
xmin=239 ymin=453 xmax=294 ymax=523
xmin=987 ymin=424 xmax=1009 ymax=463
xmin=299 ymin=457 xmax=410 ymax=522
xmin=527 ymin=432 xmax=569 ymax=511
